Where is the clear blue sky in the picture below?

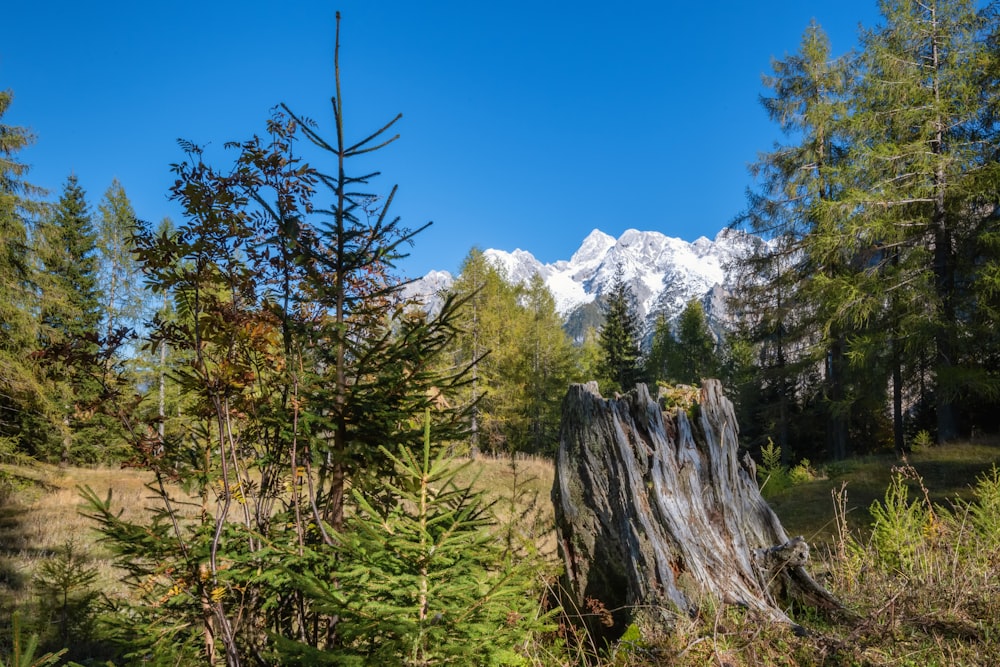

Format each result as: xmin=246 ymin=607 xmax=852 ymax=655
xmin=4 ymin=1 xmax=879 ymax=278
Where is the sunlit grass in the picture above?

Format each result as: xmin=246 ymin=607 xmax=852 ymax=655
xmin=5 ymin=438 xmax=1000 ymax=665
xmin=456 ymin=453 xmax=559 ymax=563
xmin=0 ymin=463 xmax=159 ymax=611
xmin=766 ymin=437 xmax=1000 ymax=548
xmin=0 ymin=455 xmax=560 ymax=613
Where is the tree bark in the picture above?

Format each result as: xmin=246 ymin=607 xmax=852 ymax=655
xmin=552 ymin=380 xmax=846 ymax=644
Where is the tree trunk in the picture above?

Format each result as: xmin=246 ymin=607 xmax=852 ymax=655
xmin=552 ymin=380 xmax=846 ymax=645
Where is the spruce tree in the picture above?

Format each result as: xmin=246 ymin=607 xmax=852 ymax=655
xmin=598 ymin=265 xmax=644 ymax=393
xmin=32 ymin=175 xmax=102 ymax=463
xmin=649 ymin=299 xmax=720 ymax=386
xmin=36 ymin=175 xmax=101 ymax=339
xmin=283 ymin=415 xmax=553 ymax=665
xmin=645 ymin=313 xmax=669 ymax=383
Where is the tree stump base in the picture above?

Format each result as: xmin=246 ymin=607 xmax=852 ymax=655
xmin=552 ymin=380 xmax=847 ymax=644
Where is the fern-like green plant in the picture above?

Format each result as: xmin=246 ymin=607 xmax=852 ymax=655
xmin=869 ymin=472 xmax=929 ymax=574
xmin=758 ymin=439 xmax=789 ymax=498
xmin=281 ymin=412 xmax=555 ymax=665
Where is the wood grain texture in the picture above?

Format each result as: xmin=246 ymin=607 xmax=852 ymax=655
xmin=553 ymin=380 xmax=846 ymax=642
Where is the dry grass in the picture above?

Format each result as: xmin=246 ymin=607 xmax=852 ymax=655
xmin=5 ymin=441 xmax=1000 ymax=666
xmin=0 ymin=463 xmax=157 ymax=611
xmin=456 ymin=453 xmax=559 ymax=562
xmin=0 ymin=456 xmax=560 ymax=615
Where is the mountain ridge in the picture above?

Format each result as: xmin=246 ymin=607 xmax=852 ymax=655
xmin=403 ymin=227 xmax=762 ymax=339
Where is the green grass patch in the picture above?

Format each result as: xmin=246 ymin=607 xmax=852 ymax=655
xmin=766 ymin=438 xmax=1000 ymax=548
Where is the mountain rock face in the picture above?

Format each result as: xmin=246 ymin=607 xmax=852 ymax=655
xmin=403 ymin=228 xmax=763 ymax=340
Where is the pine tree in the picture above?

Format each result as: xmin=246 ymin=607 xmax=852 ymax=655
xmin=645 ymin=313 xmax=672 ymax=383
xmin=597 ymin=265 xmax=644 ymax=394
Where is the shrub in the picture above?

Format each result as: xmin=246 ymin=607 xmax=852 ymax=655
xmin=867 ymin=468 xmax=931 ymax=574
xmin=910 ymin=429 xmax=934 ymax=451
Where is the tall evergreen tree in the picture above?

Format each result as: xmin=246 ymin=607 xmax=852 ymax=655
xmin=32 ymin=175 xmax=102 ymax=463
xmin=0 ymin=89 xmax=46 ymax=451
xmin=830 ymin=0 xmax=1000 ymax=444
xmin=648 ymin=299 xmax=720 ymax=386
xmin=598 ymin=265 xmax=644 ymax=393
xmin=732 ymin=21 xmax=857 ymax=459
xmin=645 ymin=313 xmax=672 ymax=384
xmin=36 ymin=175 xmax=101 ymax=339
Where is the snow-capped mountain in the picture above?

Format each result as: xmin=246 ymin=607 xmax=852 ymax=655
xmin=404 ymin=227 xmax=763 ymax=338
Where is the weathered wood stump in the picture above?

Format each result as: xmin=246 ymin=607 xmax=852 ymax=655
xmin=552 ymin=380 xmax=845 ymax=643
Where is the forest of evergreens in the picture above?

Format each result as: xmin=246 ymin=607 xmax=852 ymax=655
xmin=729 ymin=0 xmax=1000 ymax=461
xmin=1 ymin=1 xmax=999 ymax=664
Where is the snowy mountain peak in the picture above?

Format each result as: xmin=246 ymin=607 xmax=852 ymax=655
xmin=408 ymin=227 xmax=756 ymax=336
xmin=570 ymin=229 xmax=616 ymax=266
xmin=483 ymin=248 xmax=545 ymax=285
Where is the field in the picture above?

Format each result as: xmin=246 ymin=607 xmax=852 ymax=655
xmin=769 ymin=438 xmax=1000 ymax=545
xmin=3 ymin=438 xmax=1000 ymax=665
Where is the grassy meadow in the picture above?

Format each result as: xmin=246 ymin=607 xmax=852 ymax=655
xmin=3 ymin=438 xmax=1000 ymax=665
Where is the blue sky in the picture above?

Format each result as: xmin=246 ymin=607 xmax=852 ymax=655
xmin=4 ymin=1 xmax=879 ymax=278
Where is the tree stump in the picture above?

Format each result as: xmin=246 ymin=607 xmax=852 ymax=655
xmin=552 ymin=380 xmax=845 ymax=644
